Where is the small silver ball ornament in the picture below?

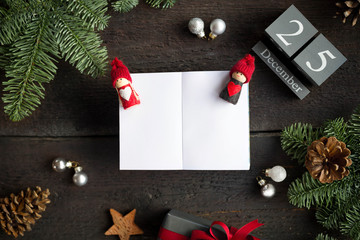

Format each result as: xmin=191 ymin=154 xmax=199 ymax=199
xmin=73 ymin=166 xmax=88 ymax=187
xmin=261 ymin=183 xmax=276 ymax=198
xmin=257 ymin=177 xmax=276 ymax=198
xmin=188 ymin=18 xmax=205 ymax=38
xmin=52 ymin=158 xmax=67 ymax=172
xmin=209 ymin=19 xmax=226 ymax=39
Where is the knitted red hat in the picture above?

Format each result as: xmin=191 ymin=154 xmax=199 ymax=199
xmin=111 ymin=57 xmax=132 ymax=88
xmin=229 ymin=54 xmax=255 ymax=84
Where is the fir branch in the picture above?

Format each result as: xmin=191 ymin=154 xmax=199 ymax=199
xmin=146 ymin=0 xmax=176 ymax=8
xmin=2 ymin=12 xmax=59 ymax=121
xmin=0 ymin=1 xmax=32 ymax=45
xmin=316 ymin=192 xmax=360 ymax=230
xmin=340 ymin=205 xmax=360 ymax=239
xmin=288 ymin=172 xmax=354 ymax=209
xmin=65 ymin=0 xmax=110 ymax=30
xmin=0 ymin=45 xmax=9 ymax=69
xmin=112 ymin=0 xmax=139 ymax=13
xmin=315 ymin=233 xmax=337 ymax=240
xmin=323 ymin=117 xmax=348 ymax=142
xmin=281 ymin=123 xmax=322 ymax=165
xmin=54 ymin=12 xmax=107 ymax=78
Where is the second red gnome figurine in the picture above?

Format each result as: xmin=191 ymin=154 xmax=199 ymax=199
xmin=111 ymin=57 xmax=140 ymax=109
xmin=220 ymin=54 xmax=255 ymax=105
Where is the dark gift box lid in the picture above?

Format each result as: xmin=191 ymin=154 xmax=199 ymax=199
xmin=159 ymin=210 xmax=212 ymax=238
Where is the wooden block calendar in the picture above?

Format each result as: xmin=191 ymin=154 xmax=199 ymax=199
xmin=252 ymin=5 xmax=347 ymax=99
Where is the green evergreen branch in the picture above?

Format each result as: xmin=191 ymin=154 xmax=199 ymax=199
xmin=112 ymin=0 xmax=139 ymax=13
xmin=281 ymin=123 xmax=322 ymax=165
xmin=316 ymin=192 xmax=360 ymax=230
xmin=2 ymin=12 xmax=58 ymax=121
xmin=65 ymin=0 xmax=110 ymax=30
xmin=315 ymin=233 xmax=337 ymax=240
xmin=0 ymin=46 xmax=9 ymax=69
xmin=0 ymin=1 xmax=32 ymax=45
xmin=54 ymin=12 xmax=107 ymax=78
xmin=323 ymin=117 xmax=348 ymax=142
xmin=340 ymin=205 xmax=360 ymax=239
xmin=288 ymin=172 xmax=353 ymax=209
xmin=146 ymin=0 xmax=177 ymax=8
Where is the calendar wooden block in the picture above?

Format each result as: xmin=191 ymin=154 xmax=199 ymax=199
xmin=265 ymin=5 xmax=318 ymax=58
xmin=292 ymin=34 xmax=347 ymax=86
xmin=252 ymin=41 xmax=310 ymax=100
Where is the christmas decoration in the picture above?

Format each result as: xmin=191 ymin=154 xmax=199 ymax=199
xmin=0 ymin=186 xmax=51 ymax=238
xmin=335 ymin=0 xmax=360 ymax=26
xmin=105 ymin=209 xmax=143 ymax=240
xmin=256 ymin=177 xmax=276 ymax=198
xmin=264 ymin=165 xmax=287 ymax=182
xmin=52 ymin=158 xmax=88 ymax=186
xmin=112 ymin=0 xmax=177 ymax=13
xmin=188 ymin=18 xmax=206 ymax=39
xmin=219 ymin=54 xmax=255 ymax=105
xmin=111 ymin=58 xmax=140 ymax=110
xmin=315 ymin=233 xmax=338 ymax=240
xmin=158 ymin=210 xmax=263 ymax=240
xmin=281 ymin=106 xmax=360 ymax=240
xmin=0 ymin=0 xmax=109 ymax=121
xmin=305 ymin=136 xmax=352 ymax=184
xmin=209 ymin=19 xmax=226 ymax=40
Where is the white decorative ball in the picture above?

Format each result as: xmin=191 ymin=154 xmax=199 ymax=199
xmin=188 ymin=18 xmax=205 ymax=38
xmin=266 ymin=165 xmax=287 ymax=182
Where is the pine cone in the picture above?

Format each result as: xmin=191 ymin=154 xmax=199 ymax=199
xmin=0 ymin=186 xmax=51 ymax=238
xmin=335 ymin=0 xmax=360 ymax=26
xmin=305 ymin=137 xmax=352 ymax=183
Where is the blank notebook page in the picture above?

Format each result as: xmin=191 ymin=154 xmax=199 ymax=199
xmin=119 ymin=72 xmax=183 ymax=170
xmin=182 ymin=71 xmax=250 ymax=170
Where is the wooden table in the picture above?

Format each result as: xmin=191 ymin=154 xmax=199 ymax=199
xmin=1 ymin=1 xmax=359 ymax=239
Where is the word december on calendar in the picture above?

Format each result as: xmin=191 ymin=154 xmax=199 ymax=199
xmin=252 ymin=5 xmax=347 ymax=100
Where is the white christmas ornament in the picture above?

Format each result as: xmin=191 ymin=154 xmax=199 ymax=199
xmin=188 ymin=18 xmax=205 ymax=38
xmin=265 ymin=165 xmax=287 ymax=182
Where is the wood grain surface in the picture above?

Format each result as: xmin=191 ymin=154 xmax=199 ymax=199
xmin=0 ymin=0 xmax=358 ymax=239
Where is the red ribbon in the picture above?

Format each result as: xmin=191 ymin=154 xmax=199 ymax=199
xmin=191 ymin=220 xmax=263 ymax=240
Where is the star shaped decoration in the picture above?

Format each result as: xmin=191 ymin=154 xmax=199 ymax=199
xmin=105 ymin=209 xmax=144 ymax=240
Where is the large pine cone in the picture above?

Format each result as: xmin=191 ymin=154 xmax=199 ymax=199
xmin=0 ymin=186 xmax=51 ymax=238
xmin=336 ymin=0 xmax=360 ymax=26
xmin=305 ymin=137 xmax=352 ymax=183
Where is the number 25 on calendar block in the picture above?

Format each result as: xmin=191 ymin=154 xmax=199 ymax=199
xmin=265 ymin=5 xmax=346 ymax=86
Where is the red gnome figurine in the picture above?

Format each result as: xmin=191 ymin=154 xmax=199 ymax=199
xmin=219 ymin=54 xmax=255 ymax=105
xmin=111 ymin=57 xmax=140 ymax=109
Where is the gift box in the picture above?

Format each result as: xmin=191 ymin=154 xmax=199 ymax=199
xmin=157 ymin=210 xmax=263 ymax=240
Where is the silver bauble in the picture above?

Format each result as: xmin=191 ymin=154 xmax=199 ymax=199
xmin=52 ymin=158 xmax=67 ymax=172
xmin=209 ymin=19 xmax=226 ymax=39
xmin=188 ymin=18 xmax=205 ymax=38
xmin=261 ymin=183 xmax=276 ymax=198
xmin=73 ymin=166 xmax=88 ymax=187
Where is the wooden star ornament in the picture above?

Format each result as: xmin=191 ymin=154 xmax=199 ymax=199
xmin=105 ymin=209 xmax=144 ymax=240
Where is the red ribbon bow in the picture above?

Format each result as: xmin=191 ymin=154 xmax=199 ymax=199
xmin=190 ymin=220 xmax=263 ymax=240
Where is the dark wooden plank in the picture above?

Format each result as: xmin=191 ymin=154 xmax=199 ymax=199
xmin=0 ymin=135 xmax=329 ymax=239
xmin=0 ymin=0 xmax=359 ymax=136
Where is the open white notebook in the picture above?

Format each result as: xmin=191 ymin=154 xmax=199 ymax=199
xmin=119 ymin=71 xmax=250 ymax=170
